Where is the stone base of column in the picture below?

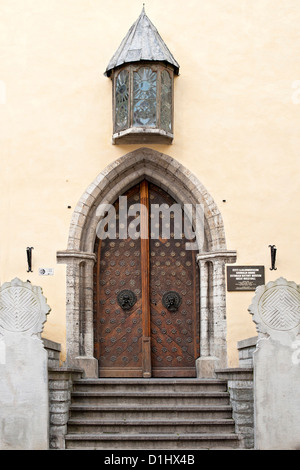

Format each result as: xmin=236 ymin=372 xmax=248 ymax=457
xmin=196 ymin=356 xmax=219 ymax=378
xmin=75 ymin=356 xmax=98 ymax=378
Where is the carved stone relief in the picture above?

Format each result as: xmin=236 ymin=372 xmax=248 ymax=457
xmin=248 ymin=277 xmax=300 ymax=450
xmin=249 ymin=277 xmax=300 ymax=337
xmin=0 ymin=278 xmax=50 ymax=336
xmin=0 ymin=278 xmax=51 ymax=450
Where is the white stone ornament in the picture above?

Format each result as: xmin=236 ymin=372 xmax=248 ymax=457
xmin=0 ymin=277 xmax=50 ymax=336
xmin=0 ymin=278 xmax=51 ymax=449
xmin=248 ymin=277 xmax=300 ymax=337
xmin=248 ymin=277 xmax=300 ymax=449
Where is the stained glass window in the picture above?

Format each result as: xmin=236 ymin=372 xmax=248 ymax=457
xmin=160 ymin=70 xmax=172 ymax=132
xmin=115 ymin=70 xmax=129 ymax=131
xmin=112 ymin=64 xmax=174 ymax=143
xmin=133 ymin=67 xmax=157 ymax=127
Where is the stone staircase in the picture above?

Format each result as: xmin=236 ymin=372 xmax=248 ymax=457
xmin=64 ymin=378 xmax=241 ymax=450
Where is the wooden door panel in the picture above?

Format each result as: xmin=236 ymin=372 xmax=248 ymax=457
xmin=94 ymin=186 xmax=144 ymax=377
xmin=149 ymin=183 xmax=200 ymax=377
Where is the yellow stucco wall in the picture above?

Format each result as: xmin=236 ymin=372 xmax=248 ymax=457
xmin=1 ymin=0 xmax=300 ymax=366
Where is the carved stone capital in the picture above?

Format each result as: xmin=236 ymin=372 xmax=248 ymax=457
xmin=196 ymin=250 xmax=237 ymax=265
xmin=56 ymin=250 xmax=96 ymax=264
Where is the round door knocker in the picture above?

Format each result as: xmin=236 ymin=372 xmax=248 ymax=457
xmin=162 ymin=291 xmax=182 ymax=312
xmin=117 ymin=289 xmax=137 ymax=311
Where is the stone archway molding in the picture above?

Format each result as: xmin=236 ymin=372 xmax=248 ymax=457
xmin=57 ymin=148 xmax=236 ymax=377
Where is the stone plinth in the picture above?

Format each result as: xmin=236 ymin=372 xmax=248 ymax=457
xmin=0 ymin=278 xmax=51 ymax=450
xmin=249 ymin=278 xmax=300 ymax=450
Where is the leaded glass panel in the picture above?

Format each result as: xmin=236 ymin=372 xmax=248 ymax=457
xmin=160 ymin=70 xmax=172 ymax=132
xmin=133 ymin=67 xmax=157 ymax=127
xmin=115 ymin=70 xmax=129 ymax=131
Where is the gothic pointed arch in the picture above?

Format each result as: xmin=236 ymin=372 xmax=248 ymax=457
xmin=57 ymin=148 xmax=236 ymax=377
xmin=66 ymin=147 xmax=226 ymax=253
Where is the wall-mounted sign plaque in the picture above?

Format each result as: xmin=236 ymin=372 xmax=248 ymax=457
xmin=227 ymin=266 xmax=265 ymax=291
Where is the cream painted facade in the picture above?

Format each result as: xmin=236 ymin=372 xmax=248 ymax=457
xmin=1 ymin=0 xmax=300 ymax=367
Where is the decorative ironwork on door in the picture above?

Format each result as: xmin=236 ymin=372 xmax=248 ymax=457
xmin=94 ymin=181 xmax=200 ymax=377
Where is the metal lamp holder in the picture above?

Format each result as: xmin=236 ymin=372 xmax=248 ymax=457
xmin=269 ymin=245 xmax=277 ymax=271
xmin=26 ymin=247 xmax=34 ymax=273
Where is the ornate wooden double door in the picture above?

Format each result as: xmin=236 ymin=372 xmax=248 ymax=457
xmin=94 ymin=180 xmax=200 ymax=377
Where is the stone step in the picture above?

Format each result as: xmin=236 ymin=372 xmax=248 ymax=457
xmin=72 ymin=378 xmax=228 ymax=393
xmin=67 ymin=417 xmax=236 ymax=434
xmin=69 ymin=404 xmax=233 ymax=420
xmin=65 ymin=432 xmax=240 ymax=450
xmin=70 ymin=390 xmax=230 ymax=406
xmin=65 ymin=378 xmax=241 ymax=450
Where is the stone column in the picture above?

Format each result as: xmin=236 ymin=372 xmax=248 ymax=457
xmin=57 ymin=250 xmax=98 ymax=378
xmin=196 ymin=250 xmax=237 ymax=377
xmin=249 ymin=277 xmax=300 ymax=449
xmin=198 ymin=259 xmax=210 ymax=358
xmin=0 ymin=278 xmax=50 ymax=450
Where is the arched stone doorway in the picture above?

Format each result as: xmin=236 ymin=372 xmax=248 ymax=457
xmin=57 ymin=148 xmax=236 ymax=378
xmin=94 ymin=180 xmax=200 ymax=378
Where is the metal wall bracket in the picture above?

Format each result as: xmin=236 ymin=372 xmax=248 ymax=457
xmin=26 ymin=247 xmax=34 ymax=273
xmin=269 ymin=245 xmax=277 ymax=271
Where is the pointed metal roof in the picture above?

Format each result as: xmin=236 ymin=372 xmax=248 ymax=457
xmin=105 ymin=7 xmax=180 ymax=76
